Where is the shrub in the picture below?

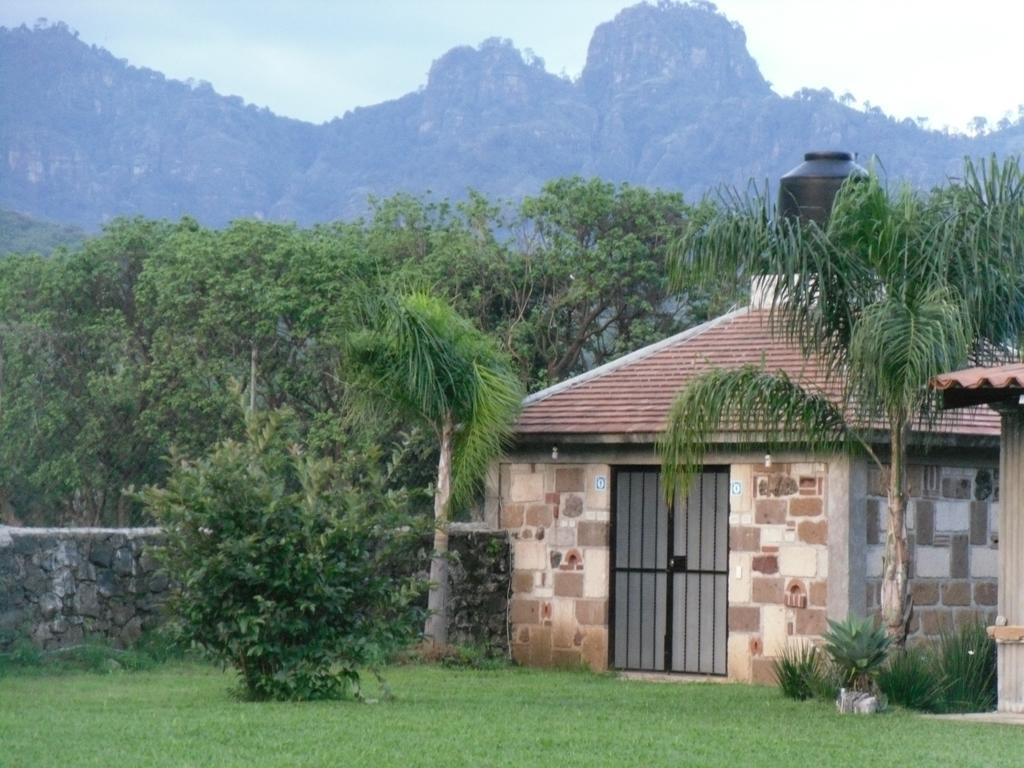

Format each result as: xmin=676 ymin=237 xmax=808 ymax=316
xmin=773 ymin=642 xmax=822 ymax=701
xmin=143 ymin=409 xmax=428 ymax=701
xmin=878 ymin=646 xmax=944 ymax=712
xmin=935 ymin=621 xmax=996 ymax=713
xmin=821 ymin=615 xmax=890 ymax=692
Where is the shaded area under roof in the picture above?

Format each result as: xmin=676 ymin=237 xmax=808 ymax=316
xmin=933 ymin=364 xmax=1024 ymax=409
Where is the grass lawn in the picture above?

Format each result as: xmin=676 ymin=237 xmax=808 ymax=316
xmin=1 ymin=663 xmax=1022 ymax=767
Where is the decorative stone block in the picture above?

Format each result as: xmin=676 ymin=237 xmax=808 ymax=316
xmin=915 ymin=501 xmax=934 ymax=545
xmin=555 ymin=468 xmax=585 ymax=492
xmin=914 ymin=546 xmax=951 ymax=578
xmin=755 ymin=499 xmax=786 ymax=524
xmin=809 ymin=580 xmax=827 ymax=608
xmin=762 ymin=605 xmax=787 ymax=657
xmin=919 ymin=609 xmax=953 ymax=635
xmin=941 ymin=581 xmax=971 ymax=606
xmin=779 ymin=546 xmax=817 ymax=578
xmin=950 ymin=534 xmax=969 ymax=579
xmin=514 ymin=539 xmax=546 ymax=571
xmin=730 ymin=526 xmax=761 ymax=552
xmin=797 ymin=520 xmax=827 ymax=545
xmin=911 ymin=581 xmax=939 ymax=606
xmin=510 ymin=473 xmax=544 ymax=503
xmin=730 ymin=553 xmax=752 ymax=603
xmin=970 ymin=546 xmax=998 ymax=578
xmin=561 ymin=494 xmax=584 ymax=518
xmin=580 ymin=627 xmax=608 ymax=671
xmin=974 ymin=582 xmax=998 ymax=606
xmin=758 ymin=475 xmax=798 ymax=497
xmin=752 ymin=555 xmax=778 ymax=575
xmin=525 ymin=504 xmax=552 ymax=527
xmin=866 ymin=499 xmax=881 ymax=545
xmin=575 ymin=600 xmax=607 ymax=626
xmin=761 ymin=526 xmax=783 ymax=544
xmin=550 ymin=525 xmax=575 ymax=548
xmin=512 ymin=572 xmax=534 ymax=594
xmin=941 ymin=473 xmax=972 ymax=500
xmin=752 ymin=577 xmax=783 ymax=604
xmin=509 ymin=599 xmax=540 ymax=624
xmin=554 ymin=572 xmax=583 ymax=598
xmin=583 ymin=549 xmax=608 ymax=598
xmin=750 ymin=657 xmax=778 ymax=685
xmin=795 ymin=608 xmax=827 ymax=636
xmin=527 ymin=625 xmax=553 ymax=666
xmin=551 ymin=599 xmax=576 ymax=648
xmin=789 ymin=497 xmax=822 ymax=517
xmin=577 ymin=521 xmax=609 ymax=547
xmin=729 ymin=605 xmax=760 ymax=632
xmin=969 ymin=502 xmax=989 ymax=545
xmin=728 ymin=633 xmax=752 ymax=682
xmin=935 ymin=501 xmax=968 ymax=532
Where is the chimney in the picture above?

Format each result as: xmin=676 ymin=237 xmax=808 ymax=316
xmin=778 ymin=151 xmax=866 ymax=227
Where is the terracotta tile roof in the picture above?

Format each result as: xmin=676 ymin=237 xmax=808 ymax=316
xmin=933 ymin=364 xmax=1024 ymax=391
xmin=517 ymin=307 xmax=999 ymax=439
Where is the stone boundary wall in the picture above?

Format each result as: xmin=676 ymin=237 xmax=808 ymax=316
xmin=1 ymin=524 xmax=512 ymax=654
xmin=864 ymin=463 xmax=999 ymax=641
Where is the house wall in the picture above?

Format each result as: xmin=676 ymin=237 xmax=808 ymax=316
xmin=495 ymin=450 xmax=841 ymax=681
xmin=864 ymin=461 xmax=1000 ymax=641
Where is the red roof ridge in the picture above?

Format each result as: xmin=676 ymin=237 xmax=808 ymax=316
xmin=522 ymin=304 xmax=751 ymax=407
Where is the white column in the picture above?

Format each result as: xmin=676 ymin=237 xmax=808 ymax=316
xmin=998 ymin=409 xmax=1024 ymax=712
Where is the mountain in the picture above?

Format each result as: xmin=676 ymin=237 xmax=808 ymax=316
xmin=2 ymin=2 xmax=1024 ymax=229
xmin=0 ymin=208 xmax=85 ymax=255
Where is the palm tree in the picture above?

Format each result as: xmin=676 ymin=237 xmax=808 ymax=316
xmin=347 ymin=290 xmax=523 ymax=648
xmin=659 ymin=157 xmax=1024 ymax=644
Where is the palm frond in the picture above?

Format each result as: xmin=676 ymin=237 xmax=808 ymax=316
xmin=657 ymin=366 xmax=851 ymax=500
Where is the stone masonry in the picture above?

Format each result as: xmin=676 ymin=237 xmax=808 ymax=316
xmin=727 ymin=461 xmax=830 ymax=684
xmin=864 ymin=463 xmax=999 ymax=641
xmin=501 ymin=462 xmax=611 ymax=670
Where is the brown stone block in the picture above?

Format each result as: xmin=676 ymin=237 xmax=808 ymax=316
xmin=795 ymin=609 xmax=827 ymax=636
xmin=555 ymin=468 xmax=585 ymax=492
xmin=512 ymin=643 xmax=530 ymax=665
xmin=751 ymin=577 xmax=783 ymax=604
xmin=942 ymin=581 xmax=971 ymax=607
xmin=512 ymin=572 xmax=534 ymax=594
xmin=758 ymin=475 xmax=798 ymax=497
xmin=729 ymin=605 xmax=760 ymax=632
xmin=797 ymin=520 xmax=828 ymax=545
xmin=755 ymin=499 xmax=786 ymax=524
xmin=789 ymin=497 xmax=822 ymax=517
xmin=920 ymin=609 xmax=953 ymax=636
xmin=509 ymin=599 xmax=540 ymax=625
xmin=865 ymin=499 xmax=880 ymax=545
xmin=970 ymin=502 xmax=989 ymax=546
xmin=525 ymin=503 xmax=553 ymax=527
xmin=916 ymin=501 xmax=935 ymax=546
xmin=730 ymin=526 xmax=761 ymax=552
xmin=561 ymin=494 xmax=584 ymax=518
xmin=809 ymin=580 xmax=827 ymax=608
xmin=580 ymin=627 xmax=608 ymax=671
xmin=554 ymin=572 xmax=583 ymax=598
xmin=578 ymin=521 xmax=609 ymax=547
xmin=798 ymin=476 xmax=818 ymax=495
xmin=752 ymin=555 xmax=778 ymax=575
xmin=503 ymin=503 xmax=524 ymax=529
xmin=575 ymin=599 xmax=608 ymax=626
xmin=954 ymin=609 xmax=986 ymax=628
xmin=552 ymin=617 xmax=576 ymax=648
xmin=942 ymin=475 xmax=971 ymax=500
xmin=911 ymin=581 xmax=939 ymax=606
xmin=750 ymin=657 xmax=778 ymax=685
xmin=974 ymin=581 xmax=998 ymax=606
xmin=950 ymin=534 xmax=969 ymax=579
xmin=551 ymin=648 xmax=583 ymax=669
xmin=528 ymin=625 xmax=553 ymax=667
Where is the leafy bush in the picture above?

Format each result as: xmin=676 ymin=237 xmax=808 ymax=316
xmin=143 ymin=409 xmax=428 ymax=701
xmin=935 ymin=621 xmax=996 ymax=713
xmin=773 ymin=643 xmax=823 ymax=701
xmin=821 ymin=615 xmax=890 ymax=692
xmin=878 ymin=646 xmax=944 ymax=712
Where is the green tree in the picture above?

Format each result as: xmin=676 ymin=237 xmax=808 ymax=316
xmin=659 ymin=157 xmax=1024 ymax=644
xmin=346 ymin=291 xmax=523 ymax=647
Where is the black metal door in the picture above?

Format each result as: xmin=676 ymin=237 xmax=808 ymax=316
xmin=611 ymin=467 xmax=729 ymax=674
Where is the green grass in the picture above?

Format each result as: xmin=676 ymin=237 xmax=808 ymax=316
xmin=1 ymin=664 xmax=1021 ymax=767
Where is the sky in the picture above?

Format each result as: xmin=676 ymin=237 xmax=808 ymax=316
xmin=1 ymin=0 xmax=1022 ymax=133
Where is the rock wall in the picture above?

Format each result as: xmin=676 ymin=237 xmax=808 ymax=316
xmin=865 ymin=463 xmax=999 ymax=641
xmin=0 ymin=524 xmax=512 ymax=654
xmin=0 ymin=527 xmax=169 ymax=651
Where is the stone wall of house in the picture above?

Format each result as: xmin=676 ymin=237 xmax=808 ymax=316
xmin=0 ymin=527 xmax=169 ymax=651
xmin=727 ymin=461 xmax=830 ymax=683
xmin=865 ymin=463 xmax=999 ymax=641
xmin=500 ymin=462 xmax=611 ymax=670
xmin=1 ymin=524 xmax=513 ymax=654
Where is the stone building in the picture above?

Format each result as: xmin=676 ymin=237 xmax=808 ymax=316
xmin=485 ymin=301 xmax=1000 ymax=682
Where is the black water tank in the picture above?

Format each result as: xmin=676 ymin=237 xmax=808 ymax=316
xmin=778 ymin=151 xmax=867 ymax=226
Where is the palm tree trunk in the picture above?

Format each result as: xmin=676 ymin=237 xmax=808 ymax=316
xmin=880 ymin=422 xmax=911 ymax=645
xmin=424 ymin=413 xmax=453 ymax=648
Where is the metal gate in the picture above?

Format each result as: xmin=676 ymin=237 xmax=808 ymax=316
xmin=610 ymin=467 xmax=729 ymax=674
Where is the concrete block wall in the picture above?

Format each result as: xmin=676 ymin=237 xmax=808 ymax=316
xmin=500 ymin=462 xmax=610 ymax=670
xmin=864 ymin=463 xmax=999 ymax=640
xmin=727 ymin=462 xmax=830 ymax=683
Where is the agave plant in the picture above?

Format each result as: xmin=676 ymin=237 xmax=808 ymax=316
xmin=822 ymin=615 xmax=891 ymax=692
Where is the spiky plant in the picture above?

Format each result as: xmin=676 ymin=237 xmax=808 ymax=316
xmin=821 ymin=616 xmax=891 ymax=692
